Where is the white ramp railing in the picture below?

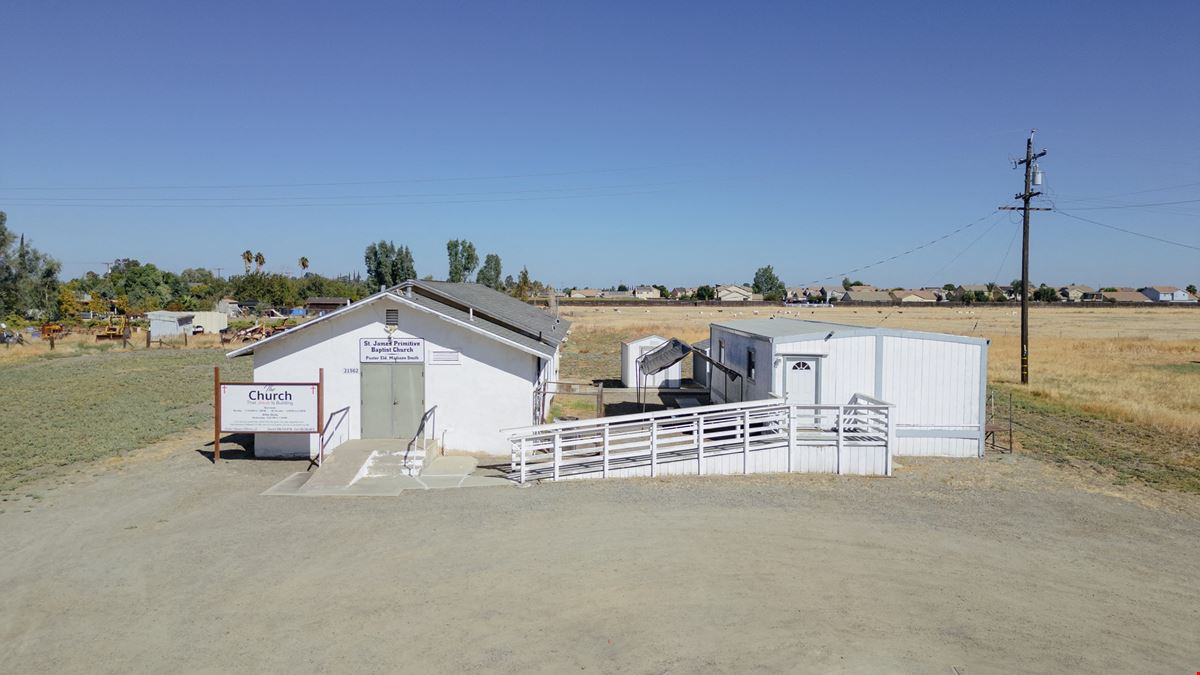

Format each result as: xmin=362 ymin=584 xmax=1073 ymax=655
xmin=505 ymin=394 xmax=895 ymax=483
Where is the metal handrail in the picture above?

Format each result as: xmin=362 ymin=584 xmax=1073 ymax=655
xmin=405 ymin=405 xmax=439 ymax=466
xmin=315 ymin=406 xmax=351 ymax=467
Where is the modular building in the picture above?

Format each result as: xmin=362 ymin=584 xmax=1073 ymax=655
xmin=227 ymin=280 xmax=569 ymax=458
xmin=708 ymin=318 xmax=988 ymax=458
xmin=620 ymin=335 xmax=682 ymax=388
xmin=148 ymin=310 xmax=229 ymax=337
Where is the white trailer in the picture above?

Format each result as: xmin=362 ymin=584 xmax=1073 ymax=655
xmin=708 ymin=318 xmax=988 ymax=458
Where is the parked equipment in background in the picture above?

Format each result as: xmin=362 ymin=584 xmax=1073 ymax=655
xmin=40 ymin=323 xmax=67 ymax=339
xmin=95 ymin=316 xmax=129 ymax=341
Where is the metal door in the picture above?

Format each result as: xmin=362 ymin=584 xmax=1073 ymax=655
xmin=360 ymin=364 xmax=424 ymax=438
xmin=784 ymin=358 xmax=819 ymax=405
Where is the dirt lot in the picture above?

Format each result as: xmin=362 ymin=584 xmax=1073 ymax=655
xmin=2 ymin=432 xmax=1198 ymax=673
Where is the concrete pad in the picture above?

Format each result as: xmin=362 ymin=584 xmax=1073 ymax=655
xmin=261 ymin=472 xmax=314 ymax=496
xmin=421 ymin=455 xmax=477 ymax=476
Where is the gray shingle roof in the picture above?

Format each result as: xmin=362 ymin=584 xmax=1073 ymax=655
xmin=400 ymin=280 xmax=570 ymax=349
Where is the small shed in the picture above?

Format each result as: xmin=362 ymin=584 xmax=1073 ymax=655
xmin=621 ymin=335 xmax=682 ymax=388
xmin=147 ymin=311 xmax=194 ymax=337
xmin=692 ymin=338 xmax=711 ymax=387
xmin=708 ymin=318 xmax=989 ymax=458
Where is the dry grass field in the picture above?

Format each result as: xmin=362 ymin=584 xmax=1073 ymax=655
xmin=559 ymin=304 xmax=1200 ymax=492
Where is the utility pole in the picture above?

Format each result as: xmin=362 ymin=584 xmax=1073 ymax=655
xmin=1000 ymin=130 xmax=1049 ymax=385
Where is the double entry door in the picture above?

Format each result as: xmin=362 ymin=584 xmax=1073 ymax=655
xmin=360 ymin=363 xmax=424 ymax=439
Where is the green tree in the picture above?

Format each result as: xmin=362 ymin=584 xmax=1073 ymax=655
xmin=0 ymin=213 xmax=61 ymax=319
xmin=1187 ymin=284 xmax=1197 ymax=296
xmin=694 ymin=285 xmax=715 ymax=301
xmin=241 ymin=250 xmax=253 ymax=274
xmin=753 ymin=265 xmax=786 ymax=302
xmin=653 ymin=284 xmax=670 ymax=299
xmin=513 ymin=267 xmax=532 ymax=300
xmin=617 ymin=283 xmax=629 ymax=292
xmin=476 ymin=253 xmax=503 ymax=289
xmin=364 ymin=241 xmax=416 ymax=289
xmin=299 ymin=256 xmax=309 ymax=274
xmin=254 ymin=252 xmax=265 ymax=273
xmin=446 ymin=239 xmax=479 ymax=282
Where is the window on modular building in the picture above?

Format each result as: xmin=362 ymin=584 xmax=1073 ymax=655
xmin=747 ymin=348 xmax=756 ymax=380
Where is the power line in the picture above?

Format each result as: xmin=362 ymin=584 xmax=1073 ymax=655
xmin=1052 ymin=209 xmax=1200 ymax=252
xmin=0 ymin=164 xmax=684 ymax=191
xmin=0 ymin=179 xmax=693 ymax=204
xmin=797 ymin=210 xmax=1000 ymax=286
xmin=1051 ymin=179 xmax=1200 ymax=203
xmin=3 ymin=188 xmax=677 ymax=209
xmin=1065 ymin=197 xmax=1200 ymax=211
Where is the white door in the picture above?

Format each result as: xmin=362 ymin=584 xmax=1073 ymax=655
xmin=785 ymin=358 xmax=818 ymax=405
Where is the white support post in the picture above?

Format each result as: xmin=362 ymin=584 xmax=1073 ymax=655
xmin=519 ymin=438 xmax=527 ymax=484
xmin=836 ymin=406 xmax=844 ymax=475
xmin=650 ymin=421 xmax=658 ymax=477
xmin=787 ymin=405 xmax=796 ymax=473
xmin=696 ymin=416 xmax=705 ymax=476
xmin=553 ymin=432 xmax=561 ymax=481
xmin=602 ymin=425 xmax=610 ymax=479
xmin=885 ymin=404 xmax=896 ymax=477
xmin=742 ymin=409 xmax=751 ymax=474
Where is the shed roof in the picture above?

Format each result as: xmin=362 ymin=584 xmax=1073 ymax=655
xmin=711 ymin=317 xmax=988 ymax=347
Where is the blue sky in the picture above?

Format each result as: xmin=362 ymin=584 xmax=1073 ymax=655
xmin=2 ymin=1 xmax=1197 ymax=289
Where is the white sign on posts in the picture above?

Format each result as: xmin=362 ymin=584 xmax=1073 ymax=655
xmin=359 ymin=337 xmax=425 ymax=363
xmin=219 ymin=383 xmax=319 ymax=433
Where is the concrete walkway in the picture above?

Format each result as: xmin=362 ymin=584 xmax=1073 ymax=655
xmin=263 ymin=449 xmax=511 ymax=497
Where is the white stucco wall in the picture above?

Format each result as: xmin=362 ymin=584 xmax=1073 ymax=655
xmin=244 ymin=296 xmax=544 ymax=459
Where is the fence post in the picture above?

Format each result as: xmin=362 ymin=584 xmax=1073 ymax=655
xmin=787 ymin=405 xmax=796 ymax=473
xmin=696 ymin=416 xmax=705 ymax=475
xmin=742 ymin=409 xmax=751 ymax=474
xmin=885 ymin=405 xmax=896 ymax=476
xmin=602 ymin=425 xmax=610 ymax=478
xmin=650 ymin=421 xmax=658 ymax=477
xmin=552 ymin=433 xmax=561 ymax=481
xmin=596 ymin=381 xmax=604 ymax=418
xmin=520 ymin=438 xmax=527 ymax=484
xmin=836 ymin=406 xmax=844 ymax=475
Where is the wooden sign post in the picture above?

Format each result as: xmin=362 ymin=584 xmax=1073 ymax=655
xmin=213 ymin=367 xmax=324 ymax=462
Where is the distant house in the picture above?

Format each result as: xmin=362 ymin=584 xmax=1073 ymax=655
xmin=955 ymin=284 xmax=991 ymax=299
xmin=842 ymin=289 xmax=894 ymax=303
xmin=891 ymin=289 xmax=938 ymax=303
xmin=819 ymin=286 xmax=846 ymax=302
xmin=921 ymin=287 xmax=949 ymax=302
xmin=305 ymin=297 xmax=351 ymax=315
xmin=606 ymin=289 xmax=634 ymax=298
xmin=633 ymin=286 xmax=662 ymax=300
xmin=1058 ymin=285 xmax=1095 ymax=302
xmin=240 ymin=299 xmax=261 ymax=314
xmin=1101 ymin=290 xmax=1152 ymax=303
xmin=716 ymin=285 xmax=753 ymax=302
xmin=216 ymin=297 xmax=241 ymax=316
xmin=847 ymin=285 xmax=878 ymax=293
xmin=786 ymin=287 xmax=823 ymax=303
xmin=569 ymin=288 xmax=603 ymax=299
xmin=1140 ymin=286 xmax=1196 ymax=303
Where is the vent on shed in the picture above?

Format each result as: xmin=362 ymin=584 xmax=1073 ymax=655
xmin=385 ymin=309 xmax=399 ymax=328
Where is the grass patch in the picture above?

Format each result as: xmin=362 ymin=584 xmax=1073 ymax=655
xmin=1001 ymin=385 xmax=1200 ymax=494
xmin=0 ymin=349 xmax=251 ymax=492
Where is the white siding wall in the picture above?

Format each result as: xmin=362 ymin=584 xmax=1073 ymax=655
xmin=249 ymin=297 xmax=540 ymax=458
xmin=708 ymin=328 xmax=772 ymax=404
xmin=879 ymin=336 xmax=982 ymax=457
xmin=774 ymin=335 xmax=875 ymax=403
xmin=710 ymin=326 xmax=986 ymax=459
